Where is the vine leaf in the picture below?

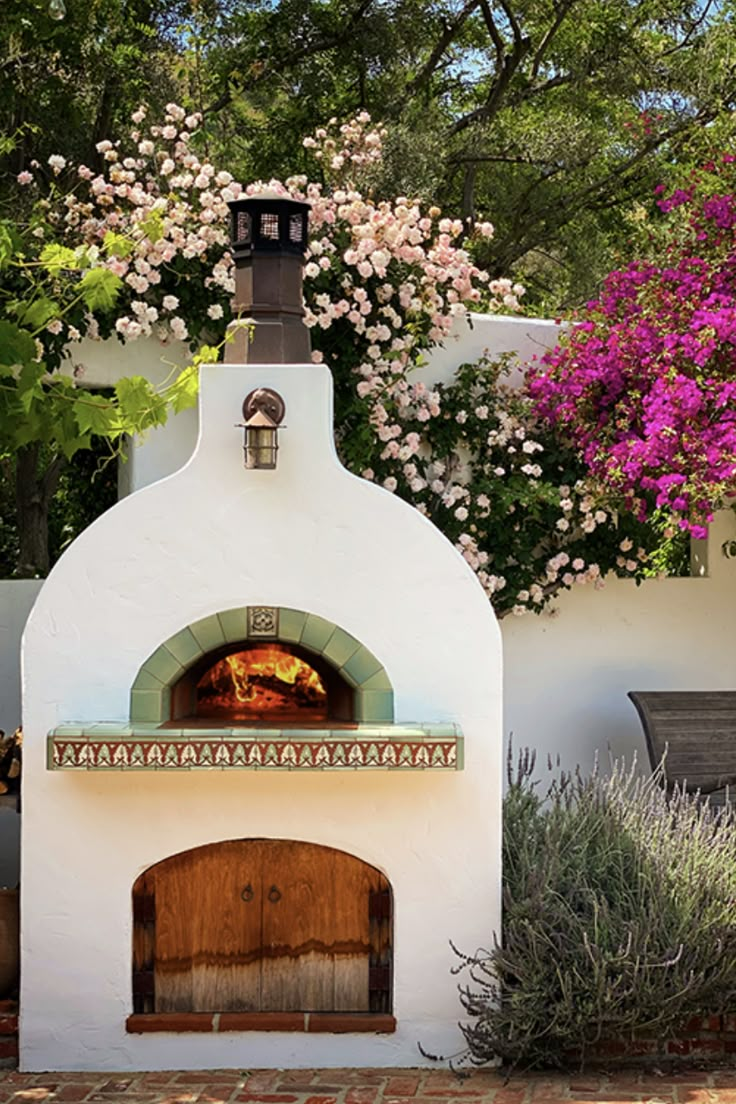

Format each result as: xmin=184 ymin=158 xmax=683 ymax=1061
xmin=73 ymin=393 xmax=115 ymax=436
xmin=0 ymin=320 xmax=36 ymax=366
xmin=79 ymin=268 xmax=123 ymax=311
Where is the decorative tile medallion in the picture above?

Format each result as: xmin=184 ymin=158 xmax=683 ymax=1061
xmin=247 ymin=606 xmax=279 ymax=637
xmin=47 ymin=724 xmax=463 ymax=771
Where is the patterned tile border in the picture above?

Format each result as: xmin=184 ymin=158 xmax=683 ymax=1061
xmin=47 ymin=724 xmax=463 ymax=771
xmin=130 ymin=607 xmax=394 ymax=725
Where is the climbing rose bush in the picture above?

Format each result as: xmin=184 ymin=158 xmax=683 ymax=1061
xmin=528 ymin=154 xmax=736 ymax=539
xmin=364 ymin=356 xmax=683 ymax=614
xmin=16 ymin=108 xmax=687 ymax=611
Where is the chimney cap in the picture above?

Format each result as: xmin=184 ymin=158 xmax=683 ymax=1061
xmin=228 ymin=192 xmax=310 ymax=258
xmin=241 ymin=187 xmax=310 ymax=205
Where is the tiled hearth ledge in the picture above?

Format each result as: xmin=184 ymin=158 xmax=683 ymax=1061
xmin=47 ymin=723 xmax=463 ymax=770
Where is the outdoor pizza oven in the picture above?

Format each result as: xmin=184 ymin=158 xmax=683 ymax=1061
xmin=20 ymin=192 xmax=502 ymax=1073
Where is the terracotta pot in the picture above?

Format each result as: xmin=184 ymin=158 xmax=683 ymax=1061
xmin=0 ymin=889 xmax=19 ymax=997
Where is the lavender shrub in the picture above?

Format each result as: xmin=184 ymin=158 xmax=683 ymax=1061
xmin=455 ymin=751 xmax=736 ymax=1069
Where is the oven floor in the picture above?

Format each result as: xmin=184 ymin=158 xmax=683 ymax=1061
xmin=159 ymin=719 xmax=360 ymax=729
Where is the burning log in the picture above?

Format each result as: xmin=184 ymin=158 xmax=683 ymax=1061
xmin=195 ymin=646 xmax=328 ymax=721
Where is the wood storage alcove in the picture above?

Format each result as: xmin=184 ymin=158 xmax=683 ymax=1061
xmin=129 ymin=839 xmax=395 ymax=1034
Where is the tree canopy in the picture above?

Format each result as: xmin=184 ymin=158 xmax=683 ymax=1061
xmin=4 ymin=1 xmax=736 ymax=308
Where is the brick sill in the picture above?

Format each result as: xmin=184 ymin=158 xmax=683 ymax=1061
xmin=126 ymin=1012 xmax=396 ymax=1034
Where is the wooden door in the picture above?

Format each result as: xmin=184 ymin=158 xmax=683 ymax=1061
xmin=132 ymin=839 xmax=391 ymax=1015
xmin=152 ymin=840 xmax=264 ymax=1012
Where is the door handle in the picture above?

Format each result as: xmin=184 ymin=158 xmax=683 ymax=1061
xmin=267 ymin=885 xmax=282 ymax=903
xmin=241 ymin=884 xmax=254 ymax=902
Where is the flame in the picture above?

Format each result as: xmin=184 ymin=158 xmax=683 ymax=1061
xmin=196 ymin=646 xmax=327 ymax=720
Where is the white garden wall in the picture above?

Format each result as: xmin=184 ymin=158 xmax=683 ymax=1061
xmin=505 ymin=508 xmax=736 ymax=778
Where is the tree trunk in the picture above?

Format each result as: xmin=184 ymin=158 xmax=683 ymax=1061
xmin=15 ymin=445 xmax=65 ymax=578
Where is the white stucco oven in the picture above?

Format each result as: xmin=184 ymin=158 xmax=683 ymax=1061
xmin=20 ymin=193 xmax=502 ymax=1072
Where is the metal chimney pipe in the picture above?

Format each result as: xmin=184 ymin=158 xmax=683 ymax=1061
xmin=225 ymin=190 xmax=312 ymax=364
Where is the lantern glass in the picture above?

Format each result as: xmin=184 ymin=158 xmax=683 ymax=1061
xmin=289 ymin=213 xmax=304 ymax=243
xmin=234 ymin=210 xmax=251 ymax=246
xmin=244 ymin=426 xmax=278 ymax=470
xmin=260 ymin=213 xmax=280 ymax=240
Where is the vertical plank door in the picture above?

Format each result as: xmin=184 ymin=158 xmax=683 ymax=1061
xmin=260 ymin=841 xmax=387 ymax=1011
xmin=151 ymin=840 xmax=264 ymax=1012
xmin=134 ymin=839 xmax=391 ymax=1014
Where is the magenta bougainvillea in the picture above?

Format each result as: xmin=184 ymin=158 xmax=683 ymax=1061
xmin=528 ymin=156 xmax=736 ymax=538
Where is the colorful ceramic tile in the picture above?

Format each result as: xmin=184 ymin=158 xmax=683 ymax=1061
xmin=47 ymin=724 xmax=462 ymax=771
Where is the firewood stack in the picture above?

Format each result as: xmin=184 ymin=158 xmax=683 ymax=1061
xmin=0 ymin=728 xmax=21 ymax=795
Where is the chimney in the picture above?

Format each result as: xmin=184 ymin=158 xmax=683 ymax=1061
xmin=225 ymin=191 xmax=311 ymax=364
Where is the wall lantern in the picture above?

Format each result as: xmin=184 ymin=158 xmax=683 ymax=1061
xmin=239 ymin=388 xmax=286 ymax=470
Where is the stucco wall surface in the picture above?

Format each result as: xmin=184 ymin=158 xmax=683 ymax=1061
xmin=504 ymin=508 xmax=736 ymax=778
xmin=20 ymin=362 xmax=502 ymax=1071
xmin=413 ymin=312 xmax=561 ymax=388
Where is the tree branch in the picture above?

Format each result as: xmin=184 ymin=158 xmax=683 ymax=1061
xmin=478 ymin=0 xmax=506 ymax=67
xmin=205 ymin=0 xmax=376 ymax=116
xmin=452 ymin=3 xmax=532 ymax=135
xmin=488 ymin=107 xmax=723 ymax=273
xmin=531 ymin=0 xmax=579 ymax=78
xmin=661 ymin=0 xmax=717 ymax=58
xmin=461 ymin=161 xmax=478 ymax=228
xmin=496 ymin=0 xmax=524 ymax=52
xmin=407 ymin=0 xmax=482 ymax=95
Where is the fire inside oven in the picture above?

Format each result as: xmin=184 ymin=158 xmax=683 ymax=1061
xmin=195 ymin=644 xmax=328 ymax=723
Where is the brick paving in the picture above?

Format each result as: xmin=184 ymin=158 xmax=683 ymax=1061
xmin=2 ymin=1067 xmax=736 ymax=1104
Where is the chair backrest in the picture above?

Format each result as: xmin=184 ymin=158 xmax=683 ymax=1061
xmin=628 ymin=690 xmax=736 ymax=794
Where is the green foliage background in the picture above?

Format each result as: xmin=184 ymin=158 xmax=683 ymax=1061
xmin=0 ymin=438 xmax=118 ymax=577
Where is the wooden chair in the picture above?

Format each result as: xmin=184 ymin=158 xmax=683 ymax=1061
xmin=628 ymin=691 xmax=736 ymax=797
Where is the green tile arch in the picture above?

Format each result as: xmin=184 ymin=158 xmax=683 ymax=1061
xmin=130 ymin=607 xmax=393 ymax=724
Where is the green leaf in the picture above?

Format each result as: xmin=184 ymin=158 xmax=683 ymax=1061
xmin=58 ymin=433 xmax=91 ymax=461
xmin=14 ymin=409 xmax=45 ymax=447
xmin=79 ymin=268 xmax=123 ymax=311
xmin=193 ymin=345 xmax=220 ymax=365
xmin=167 ymin=364 xmax=199 ymax=414
xmin=115 ymin=375 xmax=168 ymax=432
xmin=115 ymin=375 xmax=155 ymax=418
xmin=0 ymin=321 xmax=37 ymax=366
xmin=73 ymin=392 xmax=115 ymax=436
xmin=39 ymin=243 xmax=81 ymax=274
xmin=18 ymin=297 xmax=60 ymax=331
xmin=17 ymin=361 xmax=46 ymax=411
xmin=138 ymin=211 xmax=164 ymax=244
xmin=0 ymin=223 xmax=15 ymax=270
xmin=102 ymin=231 xmax=134 ymax=259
